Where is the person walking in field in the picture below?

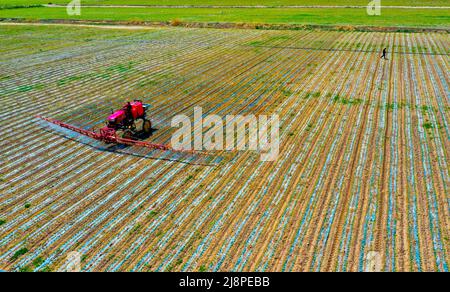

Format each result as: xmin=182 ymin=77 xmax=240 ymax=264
xmin=381 ymin=47 xmax=387 ymax=59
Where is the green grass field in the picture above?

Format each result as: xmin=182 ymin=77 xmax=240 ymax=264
xmin=1 ymin=6 xmax=449 ymax=28
xmin=1 ymin=0 xmax=450 ymax=7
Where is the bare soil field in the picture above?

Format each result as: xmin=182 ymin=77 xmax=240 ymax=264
xmin=0 ymin=24 xmax=448 ymax=272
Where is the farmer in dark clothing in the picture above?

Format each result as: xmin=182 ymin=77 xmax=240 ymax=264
xmin=381 ymin=48 xmax=387 ymax=59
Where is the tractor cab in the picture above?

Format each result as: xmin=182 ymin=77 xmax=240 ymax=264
xmin=105 ymin=100 xmax=152 ymax=139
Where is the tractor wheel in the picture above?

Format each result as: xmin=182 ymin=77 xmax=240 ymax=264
xmin=122 ymin=129 xmax=134 ymax=140
xmin=143 ymin=120 xmax=152 ymax=134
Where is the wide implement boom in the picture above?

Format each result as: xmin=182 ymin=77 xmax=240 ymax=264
xmin=37 ymin=115 xmax=181 ymax=152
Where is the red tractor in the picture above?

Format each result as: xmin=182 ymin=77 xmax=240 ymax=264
xmin=38 ymin=100 xmax=190 ymax=152
xmin=101 ymin=100 xmax=152 ymax=140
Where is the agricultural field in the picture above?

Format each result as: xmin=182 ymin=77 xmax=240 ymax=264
xmin=0 ymin=24 xmax=448 ymax=272
xmin=1 ymin=1 xmax=449 ymax=29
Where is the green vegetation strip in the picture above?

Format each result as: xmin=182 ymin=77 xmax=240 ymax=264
xmin=0 ymin=4 xmax=42 ymax=10
xmin=1 ymin=1 xmax=450 ymax=7
xmin=0 ymin=7 xmax=448 ymax=28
